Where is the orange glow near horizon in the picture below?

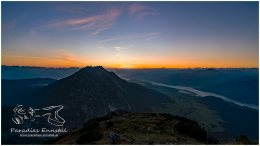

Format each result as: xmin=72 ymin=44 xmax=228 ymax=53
xmin=2 ymin=48 xmax=258 ymax=69
xmin=2 ymin=55 xmax=258 ymax=69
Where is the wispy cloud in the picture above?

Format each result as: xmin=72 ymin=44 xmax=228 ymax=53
xmin=28 ymin=4 xmax=158 ymax=37
xmin=128 ymin=3 xmax=158 ymax=19
xmin=49 ymin=49 xmax=83 ymax=63
xmin=3 ymin=48 xmax=86 ymax=67
xmin=113 ymin=46 xmax=126 ymax=51
xmin=48 ymin=9 xmax=121 ymax=35
xmin=100 ymin=32 xmax=160 ymax=44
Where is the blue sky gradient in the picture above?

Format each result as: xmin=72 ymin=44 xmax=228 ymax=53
xmin=2 ymin=2 xmax=259 ymax=68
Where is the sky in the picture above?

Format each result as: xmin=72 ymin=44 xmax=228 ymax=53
xmin=2 ymin=1 xmax=259 ymax=68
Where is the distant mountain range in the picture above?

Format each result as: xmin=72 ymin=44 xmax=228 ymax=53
xmin=112 ymin=68 xmax=259 ymax=106
xmin=3 ymin=65 xmax=258 ymax=105
xmin=2 ymin=65 xmax=80 ymax=79
xmin=112 ymin=68 xmax=258 ymax=87
xmin=2 ymin=65 xmax=258 ymax=80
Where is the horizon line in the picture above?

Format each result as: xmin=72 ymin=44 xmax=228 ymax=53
xmin=2 ymin=65 xmax=259 ymax=70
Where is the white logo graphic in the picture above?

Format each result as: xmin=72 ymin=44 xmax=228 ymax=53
xmin=12 ymin=105 xmax=65 ymax=126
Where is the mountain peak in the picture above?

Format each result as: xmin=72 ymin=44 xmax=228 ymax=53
xmin=81 ymin=66 xmax=105 ymax=71
xmin=64 ymin=65 xmax=123 ymax=85
xmin=75 ymin=66 xmax=109 ymax=75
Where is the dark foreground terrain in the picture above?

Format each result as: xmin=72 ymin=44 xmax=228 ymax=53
xmin=51 ymin=110 xmax=216 ymax=144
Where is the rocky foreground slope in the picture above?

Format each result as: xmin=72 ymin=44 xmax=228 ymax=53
xmin=51 ymin=110 xmax=218 ymax=144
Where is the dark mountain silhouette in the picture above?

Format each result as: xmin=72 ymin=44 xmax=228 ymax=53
xmin=33 ymin=66 xmax=171 ymax=128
